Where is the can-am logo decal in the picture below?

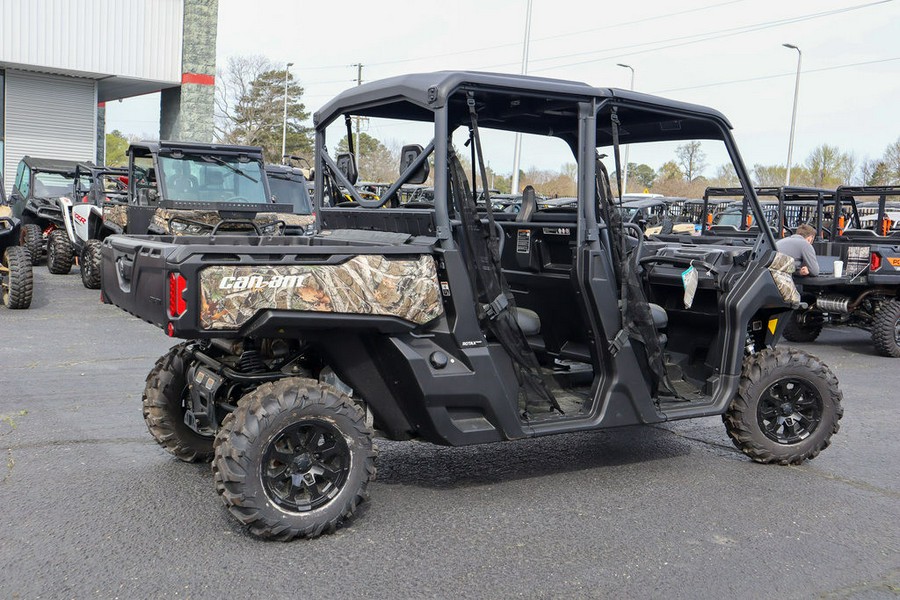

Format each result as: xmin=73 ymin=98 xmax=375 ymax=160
xmin=218 ymin=274 xmax=309 ymax=290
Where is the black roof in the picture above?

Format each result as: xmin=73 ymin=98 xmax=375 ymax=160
xmin=21 ymin=156 xmax=91 ymax=174
xmin=130 ymin=141 xmax=265 ymax=158
xmin=314 ymin=71 xmax=733 ymax=144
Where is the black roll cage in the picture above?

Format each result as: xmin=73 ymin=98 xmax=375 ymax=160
xmin=313 ymin=76 xmax=775 ymax=252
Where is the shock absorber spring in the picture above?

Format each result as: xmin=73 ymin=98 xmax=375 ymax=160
xmin=238 ymin=348 xmax=267 ymax=373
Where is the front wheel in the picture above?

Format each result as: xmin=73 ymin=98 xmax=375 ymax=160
xmin=724 ymin=347 xmax=842 ymax=465
xmin=20 ymin=223 xmax=43 ymax=265
xmin=46 ymin=229 xmax=74 ymax=275
xmin=80 ymin=239 xmax=103 ymax=289
xmin=2 ymin=246 xmax=34 ymax=309
xmin=213 ymin=378 xmax=376 ymax=540
xmin=871 ymin=300 xmax=900 ymax=358
xmin=142 ymin=343 xmax=215 ymax=462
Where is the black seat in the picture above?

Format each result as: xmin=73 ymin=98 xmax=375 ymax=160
xmin=513 ymin=307 xmax=541 ymax=337
xmin=517 ymin=186 xmax=537 ymax=222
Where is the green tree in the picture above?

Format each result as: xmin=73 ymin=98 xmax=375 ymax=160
xmin=629 ymin=163 xmax=656 ymax=190
xmin=657 ymin=160 xmax=683 ymax=182
xmin=882 ymin=137 xmax=900 ymax=183
xmin=860 ymin=159 xmax=890 ymax=185
xmin=710 ymin=163 xmax=739 ymax=187
xmin=215 ymin=56 xmax=312 ymax=163
xmin=675 ymin=141 xmax=707 ymax=181
xmin=105 ymin=130 xmax=129 ymax=166
xmin=337 ymin=133 xmax=399 ymax=183
xmin=805 ymin=144 xmax=854 ymax=187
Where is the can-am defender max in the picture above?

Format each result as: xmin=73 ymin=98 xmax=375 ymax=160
xmin=101 ymin=71 xmax=843 ymax=540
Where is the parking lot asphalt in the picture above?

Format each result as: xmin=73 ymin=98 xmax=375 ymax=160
xmin=1 ymin=268 xmax=898 ymax=599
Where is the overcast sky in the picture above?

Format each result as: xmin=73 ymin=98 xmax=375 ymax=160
xmin=105 ymin=0 xmax=899 ymax=174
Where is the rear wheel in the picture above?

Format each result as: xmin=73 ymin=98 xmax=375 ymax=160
xmin=783 ymin=309 xmax=823 ymax=343
xmin=871 ymin=300 xmax=900 ymax=358
xmin=80 ymin=239 xmax=102 ymax=289
xmin=46 ymin=229 xmax=74 ymax=275
xmin=724 ymin=347 xmax=842 ymax=464
xmin=20 ymin=223 xmax=43 ymax=265
xmin=142 ymin=343 xmax=215 ymax=462
xmin=2 ymin=246 xmax=33 ymax=309
xmin=213 ymin=378 xmax=376 ymax=540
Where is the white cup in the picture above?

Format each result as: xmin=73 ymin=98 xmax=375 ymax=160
xmin=833 ymin=260 xmax=844 ymax=278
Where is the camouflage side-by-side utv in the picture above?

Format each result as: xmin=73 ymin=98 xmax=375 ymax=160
xmin=101 ymin=71 xmax=843 ymax=541
xmin=0 ymin=175 xmax=33 ymax=309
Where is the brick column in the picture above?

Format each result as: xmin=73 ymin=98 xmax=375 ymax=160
xmin=160 ymin=0 xmax=218 ymax=142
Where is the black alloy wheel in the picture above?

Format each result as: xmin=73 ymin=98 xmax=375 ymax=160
xmin=756 ymin=377 xmax=823 ymax=445
xmin=261 ymin=420 xmax=351 ymax=513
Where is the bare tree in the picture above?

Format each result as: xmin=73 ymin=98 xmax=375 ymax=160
xmin=215 ymin=55 xmax=274 ymax=144
xmin=675 ymin=141 xmax=707 ymax=181
xmin=883 ymin=137 xmax=900 ymax=184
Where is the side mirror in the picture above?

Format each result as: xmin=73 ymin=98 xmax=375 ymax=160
xmin=137 ymin=188 xmax=159 ymax=205
xmin=335 ymin=153 xmax=358 ymax=185
xmin=399 ymin=144 xmax=430 ymax=185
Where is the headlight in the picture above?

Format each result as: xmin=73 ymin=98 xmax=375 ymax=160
xmin=169 ymin=221 xmax=187 ymax=232
xmin=187 ymin=224 xmax=206 ymax=234
xmin=259 ymin=223 xmax=277 ymax=235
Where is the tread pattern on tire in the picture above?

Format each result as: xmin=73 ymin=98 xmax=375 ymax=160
xmin=723 ymin=347 xmax=843 ymax=465
xmin=3 ymin=246 xmax=34 ymax=309
xmin=46 ymin=230 xmax=74 ymax=275
xmin=142 ymin=343 xmax=214 ymax=462
xmin=212 ymin=378 xmax=377 ymax=541
xmin=21 ymin=223 xmax=43 ymax=266
xmin=871 ymin=300 xmax=900 ymax=358
xmin=80 ymin=239 xmax=102 ymax=289
xmin=782 ymin=310 xmax=823 ymax=343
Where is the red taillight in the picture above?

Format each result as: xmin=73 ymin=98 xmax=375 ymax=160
xmin=168 ymin=273 xmax=187 ymax=317
xmin=871 ymin=252 xmax=882 ymax=271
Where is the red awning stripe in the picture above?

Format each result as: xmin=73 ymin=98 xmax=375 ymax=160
xmin=182 ymin=73 xmax=215 ymax=86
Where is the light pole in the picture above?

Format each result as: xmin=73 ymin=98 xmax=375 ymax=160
xmin=617 ymin=63 xmax=635 ymax=193
xmin=783 ymin=44 xmax=801 ymax=186
xmin=510 ymin=0 xmax=533 ymax=194
xmin=281 ymin=62 xmax=294 ymax=163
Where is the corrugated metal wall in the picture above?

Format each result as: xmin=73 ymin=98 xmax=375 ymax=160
xmin=0 ymin=0 xmax=182 ymax=83
xmin=3 ymin=71 xmax=97 ymax=186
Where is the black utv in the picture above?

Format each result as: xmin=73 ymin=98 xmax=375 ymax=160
xmin=9 ymin=156 xmax=91 ymax=266
xmin=784 ymin=185 xmax=900 ymax=356
xmin=101 ymin=71 xmax=843 ymax=540
xmin=0 ymin=175 xmax=33 ymax=309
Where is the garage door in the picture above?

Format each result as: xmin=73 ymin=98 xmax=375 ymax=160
xmin=3 ymin=70 xmax=96 ymax=190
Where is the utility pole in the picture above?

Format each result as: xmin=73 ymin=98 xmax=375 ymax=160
xmin=281 ymin=62 xmax=294 ymax=163
xmin=353 ymin=63 xmax=363 ymax=167
xmin=783 ymin=44 xmax=802 ymax=186
xmin=510 ymin=0 xmax=533 ymax=194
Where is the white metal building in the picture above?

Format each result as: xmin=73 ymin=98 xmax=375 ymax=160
xmin=0 ymin=0 xmax=217 ymax=193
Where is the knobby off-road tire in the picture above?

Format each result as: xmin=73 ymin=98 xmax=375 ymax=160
xmin=724 ymin=347 xmax=842 ymax=465
xmin=46 ymin=229 xmax=74 ymax=275
xmin=20 ymin=223 xmax=43 ymax=266
xmin=2 ymin=246 xmax=33 ymax=309
xmin=142 ymin=343 xmax=214 ymax=462
xmin=871 ymin=300 xmax=900 ymax=358
xmin=782 ymin=310 xmax=823 ymax=343
xmin=213 ymin=378 xmax=376 ymax=541
xmin=79 ymin=239 xmax=103 ymax=289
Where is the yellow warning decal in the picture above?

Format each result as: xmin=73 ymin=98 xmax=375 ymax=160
xmin=768 ymin=318 xmax=778 ymax=335
xmin=888 ymin=257 xmax=900 ymax=267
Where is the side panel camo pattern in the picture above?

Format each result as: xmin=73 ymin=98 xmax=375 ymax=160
xmin=151 ymin=208 xmax=314 ymax=234
xmin=768 ymin=251 xmax=800 ymax=305
xmin=103 ymin=204 xmax=128 ymax=228
xmin=102 ymin=206 xmax=314 ymax=234
xmin=198 ymin=254 xmax=444 ymax=330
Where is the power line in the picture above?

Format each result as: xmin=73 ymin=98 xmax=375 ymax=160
xmin=652 ymin=56 xmax=900 ymax=93
xmin=513 ymin=0 xmax=893 ymax=73
xmin=362 ymin=0 xmax=753 ymax=68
